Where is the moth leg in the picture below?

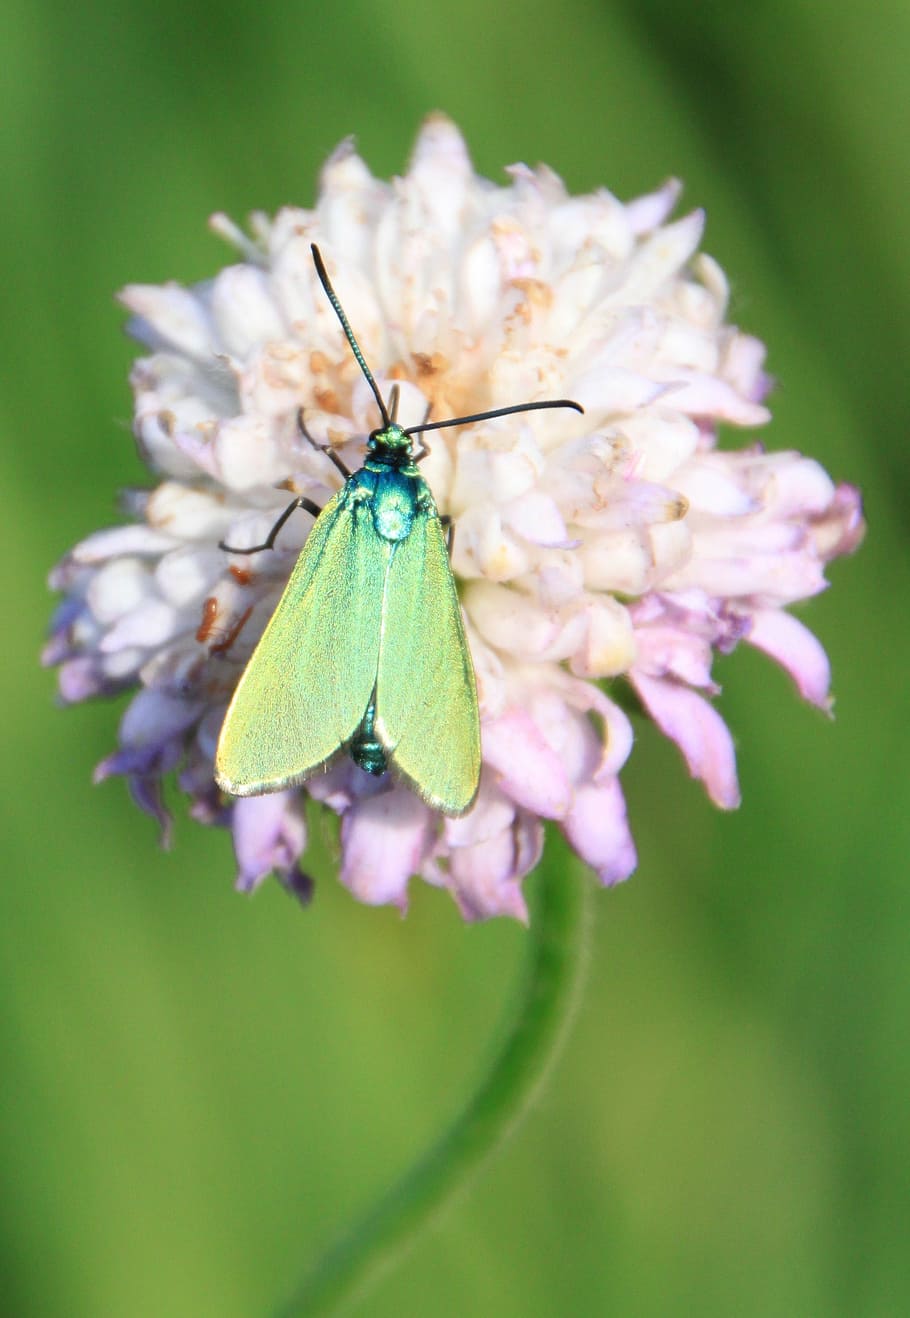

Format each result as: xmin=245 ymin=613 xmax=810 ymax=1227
xmin=297 ymin=407 xmax=352 ymax=480
xmin=440 ymin=514 xmax=455 ymax=557
xmin=219 ymin=496 xmax=323 ymax=555
xmin=411 ymin=401 xmax=436 ymax=464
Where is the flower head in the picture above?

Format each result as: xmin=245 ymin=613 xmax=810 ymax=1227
xmin=45 ymin=115 xmax=863 ymax=920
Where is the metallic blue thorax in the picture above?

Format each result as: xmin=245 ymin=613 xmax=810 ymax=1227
xmin=345 ymin=459 xmax=435 ymax=546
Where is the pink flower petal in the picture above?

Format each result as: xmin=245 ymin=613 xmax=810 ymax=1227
xmin=119 ymin=689 xmax=203 ymax=748
xmin=232 ymin=791 xmax=307 ymax=893
xmin=449 ymin=813 xmax=541 ymax=922
xmin=443 ymin=783 xmax=515 ymax=848
xmin=482 ymin=708 xmax=572 ymax=818
xmin=563 ymin=778 xmax=637 ymax=885
xmin=128 ymin=774 xmax=172 ymax=845
xmin=94 ymin=691 xmax=202 ymax=782
xmin=560 ymin=676 xmax=635 ymax=778
xmin=746 ymin=608 xmax=832 ymax=711
xmin=633 ymin=673 xmax=740 ymax=808
xmin=57 ymin=658 xmax=115 ymax=702
xmin=340 ymin=789 xmax=435 ymax=910
xmin=632 ymin=623 xmax=717 ymax=690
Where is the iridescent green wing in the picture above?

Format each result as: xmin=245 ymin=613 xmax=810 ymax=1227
xmin=375 ymin=504 xmax=481 ymax=815
xmin=215 ymin=491 xmax=385 ymax=795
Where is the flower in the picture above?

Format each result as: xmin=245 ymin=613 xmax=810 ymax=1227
xmin=44 ymin=115 xmax=864 ymax=921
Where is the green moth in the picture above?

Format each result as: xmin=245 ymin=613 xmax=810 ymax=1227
xmin=215 ymin=245 xmax=582 ymax=815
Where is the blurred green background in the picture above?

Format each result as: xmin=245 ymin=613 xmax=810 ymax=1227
xmin=2 ymin=0 xmax=905 ymax=1314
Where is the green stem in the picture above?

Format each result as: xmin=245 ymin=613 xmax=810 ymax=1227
xmin=273 ymin=865 xmax=589 ymax=1317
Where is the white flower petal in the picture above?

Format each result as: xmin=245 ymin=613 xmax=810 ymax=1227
xmin=212 ymin=414 xmax=284 ymax=491
xmin=317 ymin=139 xmax=382 ymax=262
xmin=624 ymin=178 xmax=683 ymax=235
xmin=460 ymin=510 xmax=531 ymax=580
xmin=721 ymin=331 xmax=769 ymax=402
xmin=466 ymin=580 xmax=563 ymax=657
xmin=659 ymin=371 xmax=770 ymax=426
xmin=675 ymin=462 xmax=758 ymax=516
xmin=145 ymin=482 xmax=233 ymax=540
xmin=209 ymin=265 xmax=286 ymax=356
xmin=408 ymin=113 xmax=475 ymax=235
xmin=764 ymin=455 xmax=836 ymax=519
xmin=72 ymin=525 xmax=179 ymax=564
xmin=667 ymin=548 xmax=827 ymax=602
xmin=568 ymin=596 xmax=636 ymax=678
xmin=505 ymin=491 xmax=572 ymax=546
xmin=621 ymin=411 xmax=699 ymax=481
xmin=572 ymin=366 xmax=668 ymax=415
xmin=155 ymin=545 xmax=223 ymax=607
xmin=119 ymin=283 xmax=217 ymax=358
xmin=87 ymin=559 xmax=153 ymax=623
xmin=608 ymin=211 xmax=705 ymax=303
xmin=100 ymin=599 xmax=181 ymax=652
xmin=582 ymin=531 xmax=654 ymax=596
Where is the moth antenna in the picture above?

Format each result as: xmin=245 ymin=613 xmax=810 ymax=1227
xmin=311 ymin=244 xmax=391 ymax=429
xmin=407 ymin=398 xmax=583 ymax=437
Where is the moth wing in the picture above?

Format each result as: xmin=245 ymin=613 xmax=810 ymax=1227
xmin=376 ymin=511 xmax=481 ymax=815
xmin=215 ymin=492 xmax=385 ymax=795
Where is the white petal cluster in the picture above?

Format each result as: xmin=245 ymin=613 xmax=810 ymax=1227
xmin=46 ymin=116 xmax=863 ymax=920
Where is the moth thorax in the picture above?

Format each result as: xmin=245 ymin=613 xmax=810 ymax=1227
xmin=373 ymin=482 xmax=415 ymax=542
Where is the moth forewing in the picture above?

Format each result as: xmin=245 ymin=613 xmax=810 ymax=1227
xmin=375 ymin=493 xmax=481 ymax=815
xmin=214 ymin=487 xmax=384 ymax=795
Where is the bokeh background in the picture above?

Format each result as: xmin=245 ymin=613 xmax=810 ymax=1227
xmin=2 ymin=1 xmax=905 ymax=1314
